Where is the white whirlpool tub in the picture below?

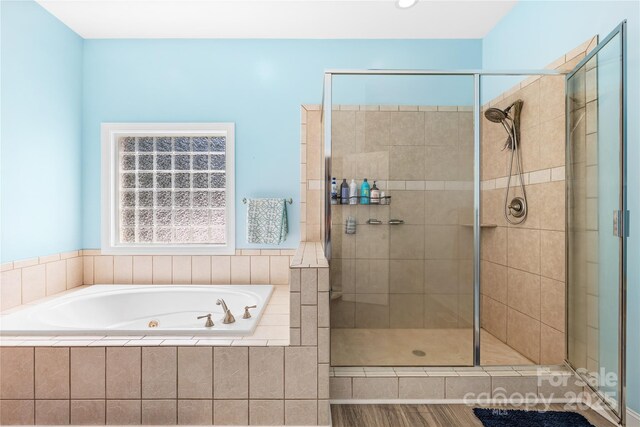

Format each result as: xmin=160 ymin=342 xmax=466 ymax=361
xmin=0 ymin=284 xmax=273 ymax=336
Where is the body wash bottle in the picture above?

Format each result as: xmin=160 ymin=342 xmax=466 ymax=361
xmin=340 ymin=179 xmax=349 ymax=204
xmin=349 ymin=179 xmax=358 ymax=205
xmin=370 ymin=181 xmax=380 ymax=204
xmin=360 ymin=178 xmax=370 ymax=205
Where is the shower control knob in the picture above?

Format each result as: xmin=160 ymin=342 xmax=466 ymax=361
xmin=508 ymin=197 xmax=526 ymax=218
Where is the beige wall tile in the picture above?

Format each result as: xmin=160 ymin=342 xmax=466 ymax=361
xmin=391 ymin=225 xmax=425 ymax=260
xmin=389 ymin=260 xmax=423 ymax=294
xmin=250 ymin=400 xmax=284 ymax=426
xmin=285 ymin=347 xmax=317 ymax=399
xmin=214 ymin=400 xmax=248 ymax=425
xmin=133 ymin=255 xmax=152 ymax=284
xmin=301 ymin=305 xmax=318 ymax=346
xmin=106 ymin=400 xmax=141 ymax=425
xmin=491 ymin=376 xmax=539 ymax=397
xmin=541 ymin=324 xmax=565 ymax=364
xmin=541 ymin=230 xmax=565 ymax=281
xmin=506 ymin=309 xmax=540 ymax=363
xmin=36 ymin=399 xmax=69 ymax=425
xmin=13 ymin=257 xmax=38 ymax=269
xmin=153 ymin=256 xmax=172 ymax=284
xmin=213 ymin=347 xmax=248 ymax=399
xmin=507 ymin=268 xmax=541 ymax=320
xmin=541 ymin=277 xmax=566 ymax=332
xmin=481 ymin=261 xmax=507 ymax=304
xmin=0 ymin=348 xmax=34 ymax=399
xmin=35 ymin=348 xmax=69 ymax=399
xmin=481 ymin=296 xmax=507 ymax=342
xmin=250 ymin=256 xmax=270 ymax=284
xmin=230 ymin=256 xmax=250 ymax=284
xmin=142 ymin=347 xmax=177 ymax=398
xmin=114 ymin=255 xmax=133 ymax=284
xmin=191 ymin=256 xmax=211 ymax=284
xmin=177 ymin=347 xmax=212 ymax=398
xmin=211 ymin=256 xmax=231 ymax=284
xmin=301 ymin=268 xmax=318 ymax=305
xmin=481 ymin=227 xmax=507 ymax=265
xmin=399 ymin=377 xmax=445 ymax=399
xmin=107 ymin=347 xmax=141 ymax=399
xmin=507 ymin=228 xmax=540 ymax=274
xmin=445 ymin=376 xmax=491 ymax=399
xmin=71 ymin=400 xmax=105 ymax=425
xmin=391 ymin=111 xmax=425 ymax=145
xmin=71 ymin=347 xmax=105 ymax=399
xmin=22 ymin=263 xmax=46 ymax=303
xmin=83 ymin=255 xmax=94 ymax=285
xmin=172 ymin=256 xmax=192 ymax=284
xmin=45 ymin=259 xmax=66 ymax=295
xmin=0 ymin=269 xmax=21 ymax=310
xmin=285 ymin=400 xmax=317 ymax=426
xmin=66 ymin=256 xmax=83 ymax=289
xmin=1 ymin=400 xmax=34 ymax=425
xmin=249 ymin=347 xmax=284 ymax=398
xmin=142 ymin=400 xmax=176 ymax=425
xmin=270 ymin=256 xmax=290 ymax=285
xmin=177 ymin=400 xmax=212 ymax=425
xmin=94 ymin=256 xmax=114 ymax=284
xmin=330 ymin=377 xmax=352 ymax=399
xmin=353 ymin=377 xmax=398 ymax=399
xmin=539 ymin=116 xmax=566 ymax=169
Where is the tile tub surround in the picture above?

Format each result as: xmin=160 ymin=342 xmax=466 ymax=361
xmin=0 ymin=242 xmax=331 ymax=426
xmin=1 ymin=249 xmax=293 ymax=312
xmin=329 ymin=365 xmax=588 ymax=403
xmin=479 ymin=38 xmax=597 ymax=365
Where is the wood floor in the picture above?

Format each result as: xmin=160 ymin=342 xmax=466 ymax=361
xmin=331 ymin=403 xmax=615 ymax=427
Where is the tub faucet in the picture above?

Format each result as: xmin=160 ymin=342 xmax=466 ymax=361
xmin=216 ymin=299 xmax=236 ymax=324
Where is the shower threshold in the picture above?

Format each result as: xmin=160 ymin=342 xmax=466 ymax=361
xmin=331 ymin=328 xmax=533 ymax=367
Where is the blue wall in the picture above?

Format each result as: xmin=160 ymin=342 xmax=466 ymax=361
xmin=483 ymin=0 xmax=640 ymax=413
xmin=0 ymin=0 xmax=83 ymax=262
xmin=81 ymin=39 xmax=482 ymax=250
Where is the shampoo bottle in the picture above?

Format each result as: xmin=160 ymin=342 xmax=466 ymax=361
xmin=370 ymin=181 xmax=380 ymax=204
xmin=340 ymin=179 xmax=349 ymax=204
xmin=360 ymin=179 xmax=370 ymax=205
xmin=331 ymin=177 xmax=338 ymax=205
xmin=349 ymin=179 xmax=358 ymax=205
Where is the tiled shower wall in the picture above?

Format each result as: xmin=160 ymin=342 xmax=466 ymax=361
xmin=480 ymin=37 xmax=597 ymax=364
xmin=313 ymin=105 xmax=475 ymax=330
xmin=1 ymin=250 xmax=293 ymax=312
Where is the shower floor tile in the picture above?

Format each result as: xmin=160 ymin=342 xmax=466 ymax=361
xmin=331 ymin=328 xmax=533 ymax=366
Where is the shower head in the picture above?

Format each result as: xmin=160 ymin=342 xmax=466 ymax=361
xmin=484 ymin=107 xmax=508 ymax=123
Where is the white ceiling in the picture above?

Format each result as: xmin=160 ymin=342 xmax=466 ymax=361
xmin=36 ymin=0 xmax=517 ymax=39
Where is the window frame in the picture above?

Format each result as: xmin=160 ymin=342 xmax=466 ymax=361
xmin=101 ymin=122 xmax=235 ymax=255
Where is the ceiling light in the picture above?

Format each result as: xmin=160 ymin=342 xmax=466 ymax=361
xmin=397 ymin=0 xmax=418 ymax=9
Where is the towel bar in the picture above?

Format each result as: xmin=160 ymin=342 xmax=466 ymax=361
xmin=242 ymin=198 xmax=293 ymax=204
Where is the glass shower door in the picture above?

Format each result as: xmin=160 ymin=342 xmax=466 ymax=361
xmin=566 ymin=23 xmax=626 ymax=421
xmin=327 ymin=74 xmax=476 ymax=366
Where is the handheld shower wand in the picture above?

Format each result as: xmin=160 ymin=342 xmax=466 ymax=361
xmin=484 ymin=100 xmax=527 ymax=225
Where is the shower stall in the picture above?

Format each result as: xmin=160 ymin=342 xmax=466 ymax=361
xmin=321 ymin=21 xmax=627 ymax=425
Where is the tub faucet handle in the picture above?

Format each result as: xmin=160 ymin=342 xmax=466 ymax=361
xmin=243 ymin=305 xmax=257 ymax=319
xmin=197 ymin=313 xmax=214 ymax=328
xmin=216 ymin=299 xmax=236 ymax=324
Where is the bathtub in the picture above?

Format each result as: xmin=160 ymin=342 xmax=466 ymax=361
xmin=0 ymin=284 xmax=273 ymax=336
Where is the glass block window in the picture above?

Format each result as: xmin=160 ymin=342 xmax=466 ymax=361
xmin=102 ymin=124 xmax=235 ymax=254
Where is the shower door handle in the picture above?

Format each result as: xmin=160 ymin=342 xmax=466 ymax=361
xmin=613 ymin=210 xmax=630 ymax=237
xmin=388 ymin=219 xmax=404 ymax=225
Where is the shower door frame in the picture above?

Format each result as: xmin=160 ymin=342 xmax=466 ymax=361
xmin=564 ymin=21 xmax=627 ymax=425
xmin=322 ymin=69 xmax=566 ymax=366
